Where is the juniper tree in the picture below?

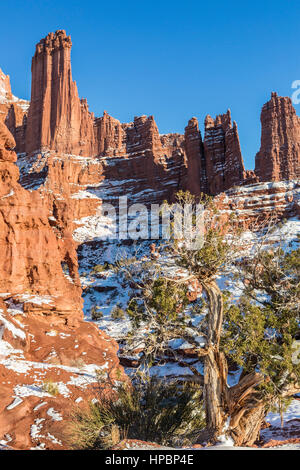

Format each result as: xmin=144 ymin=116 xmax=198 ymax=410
xmin=220 ymin=243 xmax=300 ymax=443
xmin=118 ymin=192 xmax=300 ymax=446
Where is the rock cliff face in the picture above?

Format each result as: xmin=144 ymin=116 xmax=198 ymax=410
xmin=203 ymin=110 xmax=246 ymax=195
xmin=25 ymin=30 xmax=94 ymax=156
xmin=0 ymin=120 xmax=82 ymax=321
xmin=0 ymin=293 xmax=125 ymax=450
xmin=255 ymin=92 xmax=300 ymax=182
xmin=2 ymin=31 xmax=300 ymax=205
xmin=0 ymin=121 xmax=125 ymax=449
xmin=183 ymin=117 xmax=206 ymax=195
xmin=0 ymin=68 xmax=12 ymax=103
xmin=93 ymin=111 xmax=126 ymax=157
xmin=95 ymin=114 xmax=186 ymax=205
xmin=216 ymin=180 xmax=300 ymax=226
xmin=0 ymin=68 xmax=29 ymax=152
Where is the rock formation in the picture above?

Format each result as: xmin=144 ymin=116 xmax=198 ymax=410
xmin=0 ymin=121 xmax=125 ymax=449
xmin=0 ymin=29 xmax=299 ymax=451
xmin=0 ymin=120 xmax=82 ymax=322
xmin=3 ymin=31 xmax=300 ymax=205
xmin=255 ymin=92 xmax=300 ymax=182
xmin=0 ymin=68 xmax=29 ymax=151
xmin=203 ymin=110 xmax=246 ymax=195
xmin=183 ymin=117 xmax=206 ymax=195
xmin=0 ymin=68 xmax=12 ymax=104
xmin=0 ymin=295 xmax=125 ymax=450
xmin=216 ymin=180 xmax=300 ymax=226
xmin=25 ymin=30 xmax=94 ymax=156
xmin=93 ymin=111 xmax=126 ymax=157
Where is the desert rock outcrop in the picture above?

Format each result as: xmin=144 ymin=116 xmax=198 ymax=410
xmin=204 ymin=110 xmax=246 ymax=195
xmin=25 ymin=30 xmax=95 ymax=156
xmin=255 ymin=92 xmax=300 ymax=182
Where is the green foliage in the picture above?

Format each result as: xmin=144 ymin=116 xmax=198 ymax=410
xmin=70 ymin=376 xmax=205 ymax=449
xmin=222 ymin=245 xmax=300 ymax=402
xmin=91 ymin=306 xmax=104 ymax=320
xmin=116 ymin=190 xmax=299 ymax=430
xmin=111 ymin=303 xmax=126 ymax=320
xmin=177 ymin=226 xmax=232 ymax=280
xmin=125 ymin=270 xmax=194 ymax=367
xmin=126 ymin=276 xmax=189 ymax=328
xmin=91 ymin=264 xmax=106 ymax=274
xmin=91 ymin=262 xmax=113 ymax=276
xmin=163 ymin=191 xmax=240 ymax=282
xmin=148 ymin=277 xmax=189 ymax=324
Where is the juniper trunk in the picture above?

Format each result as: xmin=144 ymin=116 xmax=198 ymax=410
xmin=203 ymin=281 xmax=227 ymax=439
xmin=202 ymin=281 xmax=266 ymax=446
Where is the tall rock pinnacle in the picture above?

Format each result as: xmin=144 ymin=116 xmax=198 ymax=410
xmin=203 ymin=109 xmax=245 ymax=195
xmin=255 ymin=92 xmax=300 ymax=181
xmin=184 ymin=117 xmax=207 ymax=195
xmin=25 ymin=30 xmax=94 ymax=156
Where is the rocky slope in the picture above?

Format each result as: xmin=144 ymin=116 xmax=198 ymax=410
xmin=216 ymin=180 xmax=300 ymax=225
xmin=0 ymin=120 xmax=125 ymax=450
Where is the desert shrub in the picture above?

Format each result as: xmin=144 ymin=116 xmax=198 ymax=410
xmin=92 ymin=262 xmax=112 ymax=275
xmin=91 ymin=264 xmax=106 ymax=275
xmin=91 ymin=306 xmax=103 ymax=320
xmin=70 ymin=376 xmax=204 ymax=449
xmin=111 ymin=304 xmax=126 ymax=320
xmin=42 ymin=380 xmax=59 ymax=396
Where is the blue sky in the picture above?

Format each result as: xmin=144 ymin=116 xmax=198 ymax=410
xmin=1 ymin=0 xmax=300 ymax=169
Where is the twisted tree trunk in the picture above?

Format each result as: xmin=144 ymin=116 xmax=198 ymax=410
xmin=227 ymin=371 xmax=266 ymax=445
xmin=202 ymin=281 xmax=266 ymax=446
xmin=202 ymin=281 xmax=228 ymax=439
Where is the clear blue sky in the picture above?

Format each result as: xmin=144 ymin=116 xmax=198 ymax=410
xmin=1 ymin=0 xmax=300 ymax=169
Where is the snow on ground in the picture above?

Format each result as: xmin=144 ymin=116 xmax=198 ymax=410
xmin=266 ymin=400 xmax=300 ymax=428
xmin=73 ymin=211 xmax=117 ymax=243
xmin=0 ymin=172 xmax=299 ymax=448
xmin=30 ymin=418 xmax=63 ymax=447
xmin=78 ymin=217 xmax=300 ymax=351
xmin=75 ymin=213 xmax=300 ymax=442
xmin=46 ymin=407 xmax=63 ymax=421
xmin=0 ymin=309 xmax=26 ymax=340
xmin=260 ymin=399 xmax=300 ymax=443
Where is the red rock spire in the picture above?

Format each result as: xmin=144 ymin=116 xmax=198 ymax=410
xmin=25 ymin=30 xmax=94 ymax=156
xmin=184 ymin=117 xmax=207 ymax=195
xmin=203 ymin=109 xmax=245 ymax=195
xmin=255 ymin=92 xmax=300 ymax=181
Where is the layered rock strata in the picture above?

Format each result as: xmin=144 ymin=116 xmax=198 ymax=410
xmin=255 ymin=92 xmax=300 ymax=182
xmin=203 ymin=110 xmax=246 ymax=195
xmin=0 ymin=121 xmax=125 ymax=449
